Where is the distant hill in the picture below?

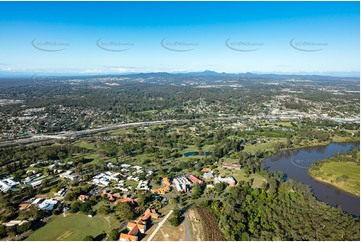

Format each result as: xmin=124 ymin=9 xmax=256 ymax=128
xmin=0 ymin=70 xmax=358 ymax=80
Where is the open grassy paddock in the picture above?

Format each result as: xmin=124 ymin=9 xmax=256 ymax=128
xmin=218 ymin=167 xmax=267 ymax=189
xmin=309 ymin=161 xmax=360 ymax=196
xmin=25 ymin=213 xmax=120 ymax=241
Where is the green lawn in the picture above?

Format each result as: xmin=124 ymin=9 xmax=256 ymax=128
xmin=243 ymin=138 xmax=286 ymax=154
xmin=108 ymin=128 xmax=134 ymax=136
xmin=180 ymin=145 xmax=214 ymax=154
xmin=274 ymin=121 xmax=293 ymax=127
xmin=332 ymin=135 xmax=359 ymax=143
xmin=309 ymin=161 xmax=360 ymax=196
xmin=26 ymin=213 xmax=120 ymax=241
xmin=74 ymin=141 xmax=97 ymax=150
xmin=218 ymin=167 xmax=267 ymax=189
xmin=134 ymin=153 xmax=156 ymax=162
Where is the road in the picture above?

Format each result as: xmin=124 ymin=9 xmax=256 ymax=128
xmin=183 ymin=213 xmax=192 ymax=241
xmin=175 ymin=202 xmax=192 ymax=241
xmin=146 ymin=209 xmax=173 ymax=241
xmin=0 ymin=116 xmax=241 ymax=147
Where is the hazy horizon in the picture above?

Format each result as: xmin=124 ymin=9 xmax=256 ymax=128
xmin=0 ymin=70 xmax=359 ymax=78
xmin=0 ymin=1 xmax=359 ymax=75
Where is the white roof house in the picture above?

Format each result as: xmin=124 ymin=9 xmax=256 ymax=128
xmin=214 ymin=176 xmax=236 ymax=186
xmin=0 ymin=177 xmax=20 ymax=193
xmin=59 ymin=170 xmax=76 ymax=180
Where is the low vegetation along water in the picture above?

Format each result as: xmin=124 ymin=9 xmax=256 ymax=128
xmin=264 ymin=142 xmax=360 ymax=216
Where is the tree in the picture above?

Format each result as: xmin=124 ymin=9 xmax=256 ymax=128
xmin=80 ymin=202 xmax=93 ymax=214
xmin=214 ymin=182 xmax=226 ymax=194
xmin=115 ymin=202 xmax=135 ymax=220
xmin=101 ymin=142 xmax=119 ymax=158
xmin=98 ymin=205 xmax=110 ymax=215
xmin=58 ymin=151 xmax=67 ymax=160
xmin=137 ymin=193 xmax=148 ymax=207
xmin=17 ymin=222 xmax=31 ymax=234
xmin=191 ymin=184 xmax=203 ymax=199
xmin=0 ymin=225 xmax=6 ymax=238
xmin=173 ymin=208 xmax=181 ymax=218
xmin=83 ymin=235 xmax=94 ymax=241
xmin=241 ymin=232 xmax=249 ymax=241
xmin=108 ymin=229 xmax=119 ymax=241
xmin=70 ymin=201 xmax=81 ymax=213
xmin=169 ymin=198 xmax=177 ymax=205
xmin=65 ymin=191 xmax=79 ymax=202
xmin=169 ymin=217 xmax=179 ymax=227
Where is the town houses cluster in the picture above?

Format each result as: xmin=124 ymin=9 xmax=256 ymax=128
xmin=0 ymin=157 xmax=239 ymax=239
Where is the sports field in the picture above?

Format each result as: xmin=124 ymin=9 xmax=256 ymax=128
xmin=26 ymin=213 xmax=120 ymax=241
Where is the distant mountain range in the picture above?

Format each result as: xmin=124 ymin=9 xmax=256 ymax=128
xmin=0 ymin=70 xmax=359 ymax=79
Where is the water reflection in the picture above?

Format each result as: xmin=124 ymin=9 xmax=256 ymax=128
xmin=264 ymin=142 xmax=360 ymax=216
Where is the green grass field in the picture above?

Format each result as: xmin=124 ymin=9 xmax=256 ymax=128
xmin=74 ymin=141 xmax=97 ymax=150
xmin=108 ymin=128 xmax=134 ymax=136
xmin=25 ymin=213 xmax=120 ymax=241
xmin=243 ymin=138 xmax=286 ymax=154
xmin=179 ymin=145 xmax=214 ymax=153
xmin=218 ymin=167 xmax=267 ymax=189
xmin=274 ymin=121 xmax=293 ymax=127
xmin=309 ymin=161 xmax=360 ymax=196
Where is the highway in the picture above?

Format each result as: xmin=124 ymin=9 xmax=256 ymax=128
xmin=0 ymin=116 xmax=241 ymax=147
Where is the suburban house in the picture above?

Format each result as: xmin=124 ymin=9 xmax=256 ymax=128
xmin=31 ymin=198 xmax=59 ymax=211
xmin=119 ymin=233 xmax=138 ymax=241
xmin=127 ymin=220 xmax=147 ymax=233
xmin=201 ymin=168 xmax=212 ymax=173
xmin=55 ymin=188 xmax=67 ymax=198
xmin=203 ymin=171 xmax=214 ymax=180
xmin=140 ymin=208 xmax=160 ymax=221
xmin=151 ymin=177 xmax=171 ymax=194
xmin=78 ymin=195 xmax=89 ymax=202
xmin=115 ymin=196 xmax=138 ymax=204
xmin=136 ymin=180 xmax=150 ymax=191
xmin=19 ymin=202 xmax=32 ymax=210
xmin=188 ymin=175 xmax=203 ymax=184
xmin=0 ymin=177 xmax=19 ymax=193
xmin=119 ymin=208 xmax=160 ymax=241
xmin=214 ymin=176 xmax=237 ymax=187
xmin=59 ymin=170 xmax=76 ymax=180
xmin=162 ymin=177 xmax=171 ymax=186
xmin=107 ymin=193 xmax=121 ymax=202
xmin=151 ymin=185 xmax=170 ymax=195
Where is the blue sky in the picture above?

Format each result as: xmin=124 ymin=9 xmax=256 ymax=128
xmin=0 ymin=1 xmax=359 ymax=76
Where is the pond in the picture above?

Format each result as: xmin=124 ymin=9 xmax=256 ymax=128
xmin=184 ymin=151 xmax=211 ymax=157
xmin=264 ymin=142 xmax=360 ymax=216
xmin=184 ymin=151 xmax=199 ymax=157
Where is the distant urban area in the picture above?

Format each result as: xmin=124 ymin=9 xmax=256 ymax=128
xmin=0 ymin=72 xmax=359 ymax=241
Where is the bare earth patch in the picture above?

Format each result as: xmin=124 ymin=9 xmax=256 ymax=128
xmin=186 ymin=209 xmax=204 ymax=241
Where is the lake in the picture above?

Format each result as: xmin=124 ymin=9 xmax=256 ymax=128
xmin=264 ymin=142 xmax=360 ymax=216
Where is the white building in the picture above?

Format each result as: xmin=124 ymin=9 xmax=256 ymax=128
xmin=91 ymin=172 xmax=120 ymax=187
xmin=59 ymin=170 xmax=76 ymax=180
xmin=55 ymin=188 xmax=67 ymax=197
xmin=214 ymin=176 xmax=236 ymax=187
xmin=38 ymin=199 xmax=59 ymax=211
xmin=136 ymin=180 xmax=150 ymax=191
xmin=0 ymin=177 xmax=20 ymax=193
xmin=173 ymin=175 xmax=191 ymax=192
